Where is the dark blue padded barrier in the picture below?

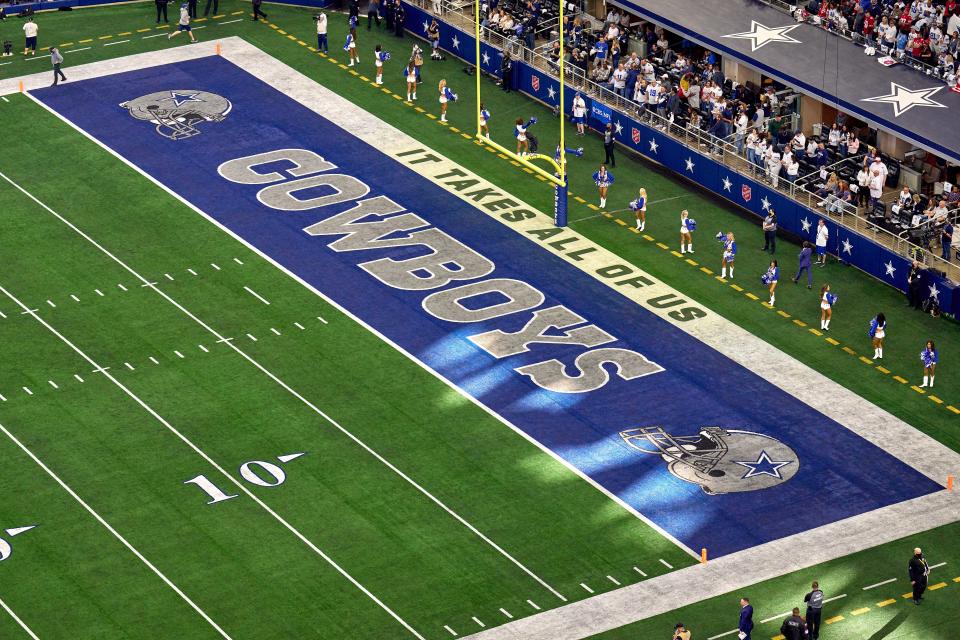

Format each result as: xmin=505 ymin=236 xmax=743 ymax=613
xmin=399 ymin=2 xmax=956 ymax=316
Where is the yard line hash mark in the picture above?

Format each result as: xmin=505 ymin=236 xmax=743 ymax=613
xmin=0 ymin=595 xmax=40 ymax=640
xmin=117 ymin=283 xmax=128 ymax=291
xmin=580 ymin=583 xmax=594 ymax=593
xmin=527 ymin=599 xmax=541 ymax=610
xmin=210 ymin=263 xmax=221 ymax=271
xmin=243 ymin=286 xmax=270 ymax=305
xmin=3 ymin=132 xmax=567 ymax=604
xmin=863 ymin=578 xmax=896 ymax=590
xmin=471 ymin=617 xmax=485 ymax=628
xmin=71 ymin=294 xmax=80 ymax=302
xmin=659 ymin=559 xmax=674 ymax=569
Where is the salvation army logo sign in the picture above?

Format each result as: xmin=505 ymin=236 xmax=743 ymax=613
xmin=531 ymin=76 xmax=540 ymax=92
xmin=741 ymin=184 xmax=752 ymax=202
xmin=631 ymin=127 xmax=641 ymax=144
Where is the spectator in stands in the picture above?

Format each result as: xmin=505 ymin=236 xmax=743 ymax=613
xmin=734 ymin=107 xmax=748 ymax=154
xmin=817 ymin=172 xmax=840 ymax=201
xmin=896 ymin=185 xmax=913 ymax=213
xmin=847 ymin=131 xmax=860 ymax=156
xmin=765 ymin=143 xmax=782 ymax=187
xmin=814 ymin=142 xmax=831 ymax=167
xmin=612 ymin=63 xmax=628 ymax=97
xmin=746 ymin=128 xmax=759 ymax=167
xmin=592 ymin=60 xmax=612 ymax=84
xmin=827 ymin=123 xmax=842 ymax=150
xmin=785 ymin=153 xmax=800 ymax=184
xmin=856 ymin=164 xmax=871 ymax=207
xmin=868 ymin=166 xmax=885 ymax=209
xmin=946 ymin=185 xmax=960 ymax=205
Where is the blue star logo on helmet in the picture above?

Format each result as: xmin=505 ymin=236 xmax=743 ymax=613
xmin=620 ymin=426 xmax=799 ymax=495
xmin=120 ymin=90 xmax=232 ymax=140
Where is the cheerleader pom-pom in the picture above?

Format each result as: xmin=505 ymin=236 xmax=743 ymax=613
xmin=715 ymin=231 xmax=724 ymax=241
xmin=529 ymin=116 xmax=538 ymax=125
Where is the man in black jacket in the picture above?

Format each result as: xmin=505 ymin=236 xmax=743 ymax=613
xmin=603 ymin=123 xmax=616 ymax=167
xmin=909 ymin=547 xmax=930 ymax=604
xmin=155 ymin=0 xmax=169 ymax=23
xmin=393 ymin=0 xmax=405 ymax=37
xmin=907 ymin=260 xmax=924 ymax=309
xmin=779 ymin=608 xmax=806 ymax=640
xmin=803 ymin=581 xmax=823 ymax=639
xmin=500 ymin=52 xmax=513 ymax=91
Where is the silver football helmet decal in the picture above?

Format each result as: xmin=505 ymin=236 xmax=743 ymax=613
xmin=621 ymin=426 xmax=799 ymax=495
xmin=120 ymin=90 xmax=232 ymax=140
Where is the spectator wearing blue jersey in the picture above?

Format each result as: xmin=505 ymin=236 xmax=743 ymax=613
xmin=920 ymin=340 xmax=938 ymax=388
xmin=721 ymin=232 xmax=737 ymax=279
xmin=869 ymin=312 xmax=886 ymax=360
xmin=764 ymin=260 xmax=779 ymax=306
xmin=793 ymin=241 xmax=814 ymax=289
xmin=593 ymin=164 xmax=614 ymax=208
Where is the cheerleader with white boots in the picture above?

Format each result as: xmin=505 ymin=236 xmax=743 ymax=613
xmin=869 ymin=313 xmax=886 ymax=360
xmin=820 ymin=284 xmax=837 ymax=331
xmin=404 ymin=62 xmax=418 ymax=101
xmin=920 ymin=341 xmax=938 ymax=388
xmin=680 ymin=210 xmax=694 ymax=253
xmin=764 ymin=260 xmax=779 ymax=306
xmin=374 ymin=45 xmax=388 ymax=85
xmin=479 ymin=103 xmax=490 ymax=138
xmin=630 ymin=188 xmax=647 ymax=231
xmin=721 ymin=232 xmax=737 ymax=279
xmin=515 ymin=117 xmax=535 ymax=156
xmin=592 ymin=164 xmax=614 ymax=208
xmin=438 ymin=79 xmax=457 ymax=122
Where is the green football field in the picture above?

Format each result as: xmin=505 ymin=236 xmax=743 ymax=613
xmin=0 ymin=2 xmax=958 ymax=638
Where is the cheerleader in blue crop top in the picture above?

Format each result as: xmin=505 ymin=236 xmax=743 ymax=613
xmin=869 ymin=312 xmax=886 ymax=360
xmin=920 ymin=340 xmax=938 ymax=388
xmin=374 ymin=45 xmax=389 ymax=85
xmin=592 ymin=164 xmax=614 ymax=208
xmin=680 ymin=209 xmax=694 ymax=254
xmin=721 ymin=232 xmax=737 ymax=279
xmin=630 ymin=188 xmax=648 ymax=231
xmin=479 ymin=103 xmax=490 ymax=139
xmin=820 ymin=283 xmax=837 ymax=331
xmin=438 ymin=79 xmax=457 ymax=122
xmin=765 ymin=260 xmax=779 ymax=306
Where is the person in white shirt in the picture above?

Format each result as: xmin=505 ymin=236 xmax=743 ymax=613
xmin=632 ymin=79 xmax=646 ymax=105
xmin=734 ymin=111 xmax=748 ymax=154
xmin=23 ymin=17 xmax=38 ymax=56
xmin=316 ymin=12 xmax=328 ymax=54
xmin=572 ymin=93 xmax=586 ymax=135
xmin=856 ymin=166 xmax=871 ymax=207
xmin=792 ymin=131 xmax=806 ymax=149
xmin=167 ymin=2 xmax=197 ymax=42
xmin=815 ymin=219 xmax=829 ymax=266
xmin=868 ymin=168 xmax=884 ymax=209
xmin=766 ymin=145 xmax=782 ymax=188
xmin=870 ymin=156 xmax=888 ymax=185
xmin=641 ymin=59 xmax=655 ymax=83
xmin=745 ymin=128 xmax=758 ymax=166
xmin=612 ymin=63 xmax=627 ymax=97
xmin=784 ymin=156 xmax=800 ymax=184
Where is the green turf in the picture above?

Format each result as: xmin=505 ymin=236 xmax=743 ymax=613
xmin=585 ymin=521 xmax=960 ymax=640
xmin=0 ymin=2 xmax=957 ymax=637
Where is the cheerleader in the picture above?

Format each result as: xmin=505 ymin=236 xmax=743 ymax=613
xmin=404 ymin=62 xmax=418 ymax=101
xmin=869 ymin=312 xmax=886 ymax=360
xmin=764 ymin=259 xmax=779 ymax=306
xmin=721 ymin=232 xmax=737 ymax=279
xmin=515 ymin=117 xmax=535 ymax=155
xmin=592 ymin=164 xmax=614 ymax=208
xmin=572 ymin=92 xmax=587 ymax=136
xmin=344 ymin=30 xmax=359 ymax=67
xmin=680 ymin=209 xmax=694 ymax=254
xmin=438 ymin=79 xmax=457 ymax=122
xmin=479 ymin=103 xmax=490 ymax=138
xmin=819 ymin=283 xmax=837 ymax=331
xmin=374 ymin=45 xmax=389 ymax=85
xmin=630 ymin=188 xmax=647 ymax=231
xmin=920 ymin=340 xmax=938 ymax=388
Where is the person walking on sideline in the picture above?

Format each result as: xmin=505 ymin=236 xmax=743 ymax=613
xmin=762 ymin=208 xmax=777 ymax=254
xmin=23 ymin=17 xmax=38 ymax=56
xmin=155 ymin=0 xmax=169 ymax=23
xmin=252 ymin=0 xmax=268 ymax=22
xmin=779 ymin=608 xmax=806 ymax=640
xmin=167 ymin=3 xmax=197 ymax=42
xmin=738 ymin=597 xmax=754 ymax=640
xmin=909 ymin=547 xmax=930 ymax=604
xmin=869 ymin=313 xmax=886 ymax=360
xmin=603 ymin=122 xmax=616 ymax=166
xmin=315 ymin=12 xmax=328 ymax=53
xmin=793 ymin=241 xmax=813 ymax=289
xmin=50 ymin=47 xmax=66 ymax=86
xmin=203 ymin=0 xmax=218 ymax=18
xmin=815 ymin=219 xmax=829 ymax=266
xmin=920 ymin=341 xmax=938 ymax=388
xmin=804 ymin=581 xmax=824 ymax=640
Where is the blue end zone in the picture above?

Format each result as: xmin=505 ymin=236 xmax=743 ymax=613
xmin=33 ymin=56 xmax=942 ymax=556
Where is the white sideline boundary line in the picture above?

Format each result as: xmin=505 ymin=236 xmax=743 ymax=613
xmin=0 ymin=282 xmax=424 ymax=640
xmin=0 ymin=595 xmax=40 ymax=640
xmin=13 ymin=73 xmax=568 ymax=603
xmin=0 ymin=419 xmax=231 ymax=640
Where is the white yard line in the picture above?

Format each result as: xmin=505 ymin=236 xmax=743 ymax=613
xmin=243 ymin=285 xmax=270 ymax=305
xmin=0 ymin=595 xmax=40 ymax=640
xmin=0 ymin=419 xmax=232 ymax=640
xmin=2 ymin=99 xmax=569 ymax=603
xmin=218 ymin=18 xmax=243 ymax=24
xmin=863 ymin=578 xmax=896 ymax=590
xmin=104 ymin=40 xmax=130 ymax=47
xmin=0 ymin=283 xmax=424 ymax=640
xmin=142 ymin=33 xmax=166 ymax=39
xmin=65 ymin=47 xmax=92 ymax=53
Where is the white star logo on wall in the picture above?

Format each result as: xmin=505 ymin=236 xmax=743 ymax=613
xmin=801 ymin=217 xmax=812 ymax=233
xmin=862 ymin=82 xmax=948 ymax=117
xmin=547 ymin=86 xmax=556 ymax=100
xmin=685 ymin=157 xmax=695 ymax=172
xmin=481 ymin=51 xmax=490 ymax=66
xmin=761 ymin=196 xmax=771 ymax=211
xmin=884 ymin=261 xmax=897 ymax=278
xmin=451 ymin=35 xmax=460 ymax=50
xmin=649 ymin=139 xmax=659 ymax=154
xmin=722 ymin=176 xmax=732 ymax=192
xmin=614 ymin=121 xmax=623 ymax=134
xmin=841 ymin=238 xmax=853 ymax=254
xmin=928 ymin=284 xmax=940 ymax=301
xmin=422 ymin=20 xmax=430 ymax=33
xmin=723 ymin=21 xmax=802 ymax=51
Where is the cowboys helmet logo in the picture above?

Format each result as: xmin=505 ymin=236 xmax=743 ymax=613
xmin=120 ymin=90 xmax=232 ymax=140
xmin=620 ymin=426 xmax=798 ymax=495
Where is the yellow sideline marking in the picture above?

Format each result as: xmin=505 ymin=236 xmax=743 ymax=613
xmin=642 ymin=235 xmax=654 ymax=241
xmin=948 ymin=406 xmax=960 ymax=414
xmin=587 ymin=204 xmax=599 ymax=211
xmin=79 ymin=38 xmax=94 ymax=43
xmin=99 ymin=35 xmax=113 ymax=40
xmin=877 ymin=599 xmax=897 ymax=607
xmin=893 ymin=376 xmax=908 ymax=384
xmin=809 ymin=328 xmax=823 ymax=336
xmin=876 ymin=366 xmax=890 ymax=374
xmin=825 ymin=337 xmax=840 ymax=345
xmin=716 ymin=276 xmax=728 ymax=283
xmin=851 ymin=607 xmax=871 ymax=616
xmin=929 ymin=395 xmax=943 ymax=404
xmin=859 ymin=356 xmax=873 ymax=365
xmin=685 ymin=259 xmax=698 ymax=266
xmin=910 ymin=385 xmax=926 ymax=394
xmin=841 ymin=346 xmax=856 ymax=354
xmin=745 ymin=293 xmax=759 ymax=300
xmin=929 ymin=582 xmax=948 ymax=590
xmin=793 ymin=319 xmax=806 ymax=327
xmin=730 ymin=284 xmax=744 ymax=292
xmin=777 ymin=310 xmax=790 ymax=318
xmin=615 ymin=219 xmax=627 ymax=227
xmin=825 ymin=616 xmax=844 ymax=625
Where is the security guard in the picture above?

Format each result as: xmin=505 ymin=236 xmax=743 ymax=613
xmin=779 ymin=608 xmax=806 ymax=640
xmin=803 ymin=581 xmax=823 ymax=639
xmin=909 ymin=547 xmax=930 ymax=605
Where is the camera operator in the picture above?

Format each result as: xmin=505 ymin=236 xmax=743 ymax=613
xmin=314 ymin=12 xmax=328 ymax=53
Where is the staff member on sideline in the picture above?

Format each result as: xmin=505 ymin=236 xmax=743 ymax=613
xmin=50 ymin=47 xmax=66 ymax=86
xmin=793 ymin=241 xmax=813 ymax=289
xmin=203 ymin=0 xmax=218 ymax=18
xmin=23 ymin=17 xmax=38 ymax=56
xmin=909 ymin=547 xmax=930 ymax=604
xmin=762 ymin=208 xmax=777 ymax=254
xmin=779 ymin=608 xmax=806 ymax=640
xmin=907 ymin=260 xmax=924 ymax=309
xmin=869 ymin=312 xmax=886 ymax=360
xmin=603 ymin=122 xmax=616 ymax=166
xmin=315 ymin=11 xmax=328 ymax=53
xmin=920 ymin=341 xmax=938 ymax=388
xmin=738 ymin=597 xmax=754 ymax=640
xmin=815 ymin=219 xmax=829 ymax=266
xmin=156 ymin=0 xmax=169 ymax=23
xmin=252 ymin=0 xmax=268 ymax=22
xmin=804 ymin=581 xmax=824 ymax=640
